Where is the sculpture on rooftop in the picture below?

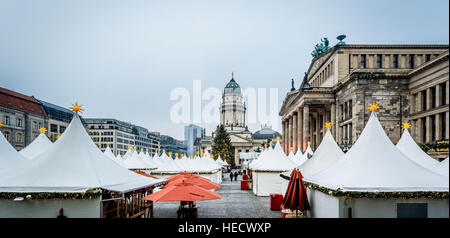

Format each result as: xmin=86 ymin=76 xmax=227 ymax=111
xmin=311 ymin=38 xmax=330 ymax=57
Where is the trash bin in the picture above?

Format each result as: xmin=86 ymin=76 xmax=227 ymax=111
xmin=270 ymin=193 xmax=283 ymax=210
xmin=241 ymin=180 xmax=248 ymax=190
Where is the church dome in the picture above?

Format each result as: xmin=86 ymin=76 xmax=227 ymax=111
xmin=224 ymin=73 xmax=241 ymax=94
xmin=252 ymin=127 xmax=281 ymax=140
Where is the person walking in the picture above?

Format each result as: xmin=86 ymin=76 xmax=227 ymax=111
xmin=229 ymin=171 xmax=234 ymax=181
xmin=234 ymin=172 xmax=238 ymax=181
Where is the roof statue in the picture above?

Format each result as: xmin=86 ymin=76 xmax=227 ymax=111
xmin=311 ymin=38 xmax=330 ymax=57
xmin=290 ymin=78 xmax=295 ymax=91
xmin=337 ymin=34 xmax=346 ymax=45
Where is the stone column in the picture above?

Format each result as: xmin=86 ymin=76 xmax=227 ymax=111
xmin=409 ymin=94 xmax=415 ymax=114
xmin=288 ymin=116 xmax=293 ymax=152
xmin=446 ymin=81 xmax=450 ymax=105
xmin=293 ymin=113 xmax=297 ymax=153
xmin=425 ymin=116 xmax=432 ymax=143
xmin=435 ymin=114 xmax=442 ymax=140
xmin=282 ymin=120 xmax=287 ymax=153
xmin=411 ymin=120 xmax=416 ymax=139
xmin=315 ymin=114 xmax=320 ymax=149
xmin=331 ymin=103 xmax=336 ymax=137
xmin=417 ymin=92 xmax=422 ymax=112
xmin=426 ymin=88 xmax=432 ymax=110
xmin=297 ymin=108 xmax=303 ymax=152
xmin=436 ymin=84 xmax=442 ymax=108
xmin=303 ymin=105 xmax=310 ymax=149
xmin=417 ymin=118 xmax=423 ymax=143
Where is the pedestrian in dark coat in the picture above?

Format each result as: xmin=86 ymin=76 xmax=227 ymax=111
xmin=229 ymin=172 xmax=234 ymax=181
xmin=234 ymin=172 xmax=238 ymax=181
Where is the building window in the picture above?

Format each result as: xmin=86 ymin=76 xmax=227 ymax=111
xmin=15 ymin=133 xmax=22 ymax=143
xmin=441 ymin=112 xmax=447 ymax=140
xmin=393 ymin=55 xmax=399 ymax=68
xmin=60 ymin=126 xmax=66 ymax=134
xmin=4 ymin=115 xmax=10 ymax=125
xmin=33 ymin=121 xmax=38 ymax=130
xmin=3 ymin=131 xmax=10 ymax=141
xmin=422 ymin=91 xmax=427 ymax=111
xmin=360 ymin=55 xmax=366 ymax=68
xmin=425 ymin=54 xmax=431 ymax=62
xmin=377 ymin=55 xmax=382 ymax=68
xmin=50 ymin=124 xmax=58 ymax=133
xmin=409 ymin=55 xmax=414 ymax=69
xmin=16 ymin=118 xmax=22 ymax=128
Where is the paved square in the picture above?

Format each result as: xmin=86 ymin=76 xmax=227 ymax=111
xmin=153 ymin=173 xmax=281 ymax=218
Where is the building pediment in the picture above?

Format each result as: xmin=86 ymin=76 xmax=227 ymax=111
xmin=230 ymin=134 xmax=252 ymax=143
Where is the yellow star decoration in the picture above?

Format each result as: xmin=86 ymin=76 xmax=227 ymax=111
xmin=106 ymin=142 xmax=110 ymax=145
xmin=0 ymin=121 xmax=3 ymax=127
xmin=298 ymin=144 xmax=301 ymax=148
xmin=175 ymin=153 xmax=179 ymax=157
xmin=276 ymin=136 xmax=280 ymax=141
xmin=264 ymin=144 xmax=268 ymax=148
xmin=56 ymin=135 xmax=60 ymax=139
xmin=163 ymin=149 xmax=166 ymax=153
xmin=368 ymin=102 xmax=380 ymax=112
xmin=269 ymin=141 xmax=273 ymax=145
xmin=196 ymin=151 xmax=200 ymax=155
xmin=134 ymin=146 xmax=137 ymax=150
xmin=325 ymin=122 xmax=332 ymax=129
xmin=140 ymin=148 xmax=143 ymax=151
xmin=307 ymin=141 xmax=311 ymax=145
xmin=39 ymin=127 xmax=47 ymax=133
xmin=168 ymin=152 xmax=172 ymax=156
xmin=69 ymin=103 xmax=84 ymax=114
xmin=402 ymin=122 xmax=411 ymax=130
xmin=146 ymin=148 xmax=149 ymax=151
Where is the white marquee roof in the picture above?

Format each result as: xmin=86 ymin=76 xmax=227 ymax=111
xmin=396 ymin=129 xmax=440 ymax=172
xmin=0 ymin=115 xmax=165 ymax=193
xmin=299 ymin=129 xmax=344 ymax=178
xmin=304 ymin=112 xmax=449 ymax=192
xmin=1 ymin=131 xmax=29 ymax=172
xmin=19 ymin=133 xmax=53 ymax=160
xmin=252 ymin=141 xmax=297 ymax=172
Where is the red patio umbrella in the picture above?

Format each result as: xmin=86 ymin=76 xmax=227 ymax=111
xmin=282 ymin=169 xmax=310 ymax=214
xmin=142 ymin=181 xmax=221 ymax=202
xmin=135 ymin=170 xmax=160 ymax=179
xmin=166 ymin=174 xmax=220 ymax=190
xmin=166 ymin=171 xmax=193 ymax=181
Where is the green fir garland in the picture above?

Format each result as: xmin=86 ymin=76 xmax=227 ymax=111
xmin=304 ymin=182 xmax=448 ymax=199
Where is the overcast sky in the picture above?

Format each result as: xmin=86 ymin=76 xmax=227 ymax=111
xmin=0 ymin=0 xmax=448 ymax=140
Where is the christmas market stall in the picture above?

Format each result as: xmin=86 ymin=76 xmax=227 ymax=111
xmin=0 ymin=104 xmax=166 ymax=218
xmin=251 ymin=138 xmax=297 ymax=196
xmin=303 ymin=106 xmax=449 ymax=218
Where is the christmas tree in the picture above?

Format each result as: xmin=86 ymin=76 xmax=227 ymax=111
xmin=212 ymin=124 xmax=234 ymax=166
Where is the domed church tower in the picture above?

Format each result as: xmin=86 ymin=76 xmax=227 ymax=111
xmin=221 ymin=72 xmax=246 ymax=132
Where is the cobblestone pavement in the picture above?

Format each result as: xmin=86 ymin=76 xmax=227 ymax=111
xmin=153 ymin=172 xmax=281 ymax=218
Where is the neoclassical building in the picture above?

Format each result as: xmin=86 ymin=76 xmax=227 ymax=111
xmin=201 ymin=73 xmax=281 ymax=165
xmin=280 ymin=43 xmax=449 ymax=160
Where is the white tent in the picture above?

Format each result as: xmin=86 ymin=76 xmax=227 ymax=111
xmin=19 ymin=133 xmax=53 ymax=160
xmin=299 ymin=129 xmax=344 ymax=178
xmin=434 ymin=158 xmax=449 ymax=178
xmin=298 ymin=144 xmax=313 ymax=166
xmin=396 ymin=129 xmax=440 ymax=173
xmin=0 ymin=114 xmax=165 ymax=218
xmin=0 ymin=130 xmax=29 ymax=172
xmin=304 ymin=112 xmax=448 ymax=218
xmin=288 ymin=149 xmax=298 ymax=166
xmin=252 ymin=141 xmax=297 ymax=196
xmin=123 ymin=149 xmax=157 ymax=171
xmin=294 ymin=147 xmax=303 ymax=163
xmin=104 ymin=145 xmax=126 ymax=168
